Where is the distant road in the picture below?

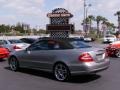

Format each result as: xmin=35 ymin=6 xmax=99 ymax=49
xmin=88 ymin=42 xmax=108 ymax=48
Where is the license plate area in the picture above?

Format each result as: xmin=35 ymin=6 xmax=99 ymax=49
xmin=96 ymin=53 xmax=105 ymax=62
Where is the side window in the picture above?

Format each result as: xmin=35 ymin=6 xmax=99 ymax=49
xmin=58 ymin=41 xmax=73 ymax=49
xmin=0 ymin=40 xmax=7 ymax=45
xmin=47 ymin=40 xmax=60 ymax=50
xmin=28 ymin=40 xmax=73 ymax=51
xmin=28 ymin=41 xmax=49 ymax=51
xmin=3 ymin=40 xmax=7 ymax=44
xmin=47 ymin=41 xmax=72 ymax=50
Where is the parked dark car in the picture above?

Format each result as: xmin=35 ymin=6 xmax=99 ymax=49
xmin=8 ymin=38 xmax=109 ymax=81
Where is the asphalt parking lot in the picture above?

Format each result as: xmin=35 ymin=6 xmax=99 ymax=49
xmin=0 ymin=57 xmax=119 ymax=90
xmin=0 ymin=43 xmax=120 ymax=90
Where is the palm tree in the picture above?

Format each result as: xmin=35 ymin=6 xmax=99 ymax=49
xmin=88 ymin=15 xmax=95 ymax=31
xmin=105 ymin=22 xmax=116 ymax=33
xmin=95 ymin=16 xmax=107 ymax=37
xmin=115 ymin=11 xmax=120 ymax=32
xmin=82 ymin=17 xmax=90 ymax=36
xmin=102 ymin=17 xmax=108 ymax=24
xmin=110 ymin=23 xmax=116 ymax=31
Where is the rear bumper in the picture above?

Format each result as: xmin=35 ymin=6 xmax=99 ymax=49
xmin=69 ymin=59 xmax=110 ymax=76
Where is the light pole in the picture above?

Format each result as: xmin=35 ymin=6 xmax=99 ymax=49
xmin=83 ymin=0 xmax=91 ymax=36
xmin=86 ymin=4 xmax=92 ymax=34
xmin=86 ymin=4 xmax=92 ymax=19
xmin=83 ymin=0 xmax=86 ymax=34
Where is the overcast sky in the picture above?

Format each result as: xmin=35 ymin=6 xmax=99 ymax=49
xmin=0 ymin=0 xmax=119 ymax=30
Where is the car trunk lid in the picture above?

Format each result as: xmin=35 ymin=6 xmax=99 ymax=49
xmin=79 ymin=47 xmax=106 ymax=63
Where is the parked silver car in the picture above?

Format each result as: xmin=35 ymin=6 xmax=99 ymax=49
xmin=0 ymin=39 xmax=30 ymax=52
xmin=8 ymin=38 xmax=110 ymax=81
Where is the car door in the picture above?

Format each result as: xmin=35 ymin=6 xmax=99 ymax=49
xmin=20 ymin=40 xmax=56 ymax=70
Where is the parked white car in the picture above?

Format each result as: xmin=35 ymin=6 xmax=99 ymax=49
xmin=84 ymin=36 xmax=95 ymax=42
xmin=103 ymin=35 xmax=117 ymax=43
xmin=84 ymin=37 xmax=92 ymax=42
xmin=0 ymin=39 xmax=30 ymax=52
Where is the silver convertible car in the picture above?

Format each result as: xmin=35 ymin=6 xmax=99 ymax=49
xmin=8 ymin=38 xmax=110 ymax=81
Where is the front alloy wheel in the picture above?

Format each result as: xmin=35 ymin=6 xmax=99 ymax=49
xmin=54 ymin=63 xmax=70 ymax=81
xmin=115 ymin=49 xmax=120 ymax=58
xmin=9 ymin=57 xmax=19 ymax=71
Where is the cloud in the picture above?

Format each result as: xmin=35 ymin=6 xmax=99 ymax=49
xmin=0 ymin=0 xmax=120 ymax=29
xmin=55 ymin=0 xmax=83 ymax=13
xmin=91 ymin=0 xmax=120 ymax=25
xmin=3 ymin=0 xmax=45 ymax=15
xmin=57 ymin=0 xmax=120 ymax=29
xmin=95 ymin=0 xmax=120 ymax=13
xmin=0 ymin=0 xmax=48 ymax=28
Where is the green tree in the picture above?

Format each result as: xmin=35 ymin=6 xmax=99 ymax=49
xmin=105 ymin=22 xmax=116 ymax=34
xmin=95 ymin=16 xmax=107 ymax=37
xmin=88 ymin=15 xmax=95 ymax=31
xmin=115 ymin=11 xmax=120 ymax=32
xmin=0 ymin=24 xmax=11 ymax=34
xmin=14 ymin=22 xmax=24 ymax=33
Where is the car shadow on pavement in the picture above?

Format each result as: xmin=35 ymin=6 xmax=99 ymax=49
xmin=5 ymin=67 xmax=101 ymax=83
xmin=68 ymin=74 xmax=101 ymax=83
xmin=5 ymin=67 xmax=55 ymax=80
xmin=0 ymin=59 xmax=6 ymax=62
xmin=110 ymin=57 xmax=120 ymax=60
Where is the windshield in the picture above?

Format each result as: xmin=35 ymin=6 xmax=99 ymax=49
xmin=9 ymin=40 xmax=23 ymax=44
xmin=69 ymin=40 xmax=92 ymax=48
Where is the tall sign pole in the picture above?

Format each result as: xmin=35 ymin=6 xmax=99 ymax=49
xmin=84 ymin=0 xmax=86 ymax=23
xmin=83 ymin=0 xmax=86 ymax=35
xmin=118 ymin=15 xmax=120 ymax=32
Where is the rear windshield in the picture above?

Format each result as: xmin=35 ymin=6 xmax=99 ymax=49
xmin=69 ymin=40 xmax=91 ymax=48
xmin=56 ymin=40 xmax=91 ymax=49
xmin=9 ymin=40 xmax=23 ymax=44
xmin=37 ymin=39 xmax=92 ymax=50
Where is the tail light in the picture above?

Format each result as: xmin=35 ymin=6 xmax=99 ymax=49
xmin=13 ymin=45 xmax=21 ymax=49
xmin=79 ymin=53 xmax=94 ymax=62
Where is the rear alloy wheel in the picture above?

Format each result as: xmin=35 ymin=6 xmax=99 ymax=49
xmin=54 ymin=63 xmax=70 ymax=81
xmin=115 ymin=49 xmax=120 ymax=58
xmin=9 ymin=57 xmax=19 ymax=71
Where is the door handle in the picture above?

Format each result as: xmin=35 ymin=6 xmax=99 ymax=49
xmin=27 ymin=51 xmax=31 ymax=54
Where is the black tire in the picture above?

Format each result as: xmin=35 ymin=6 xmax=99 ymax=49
xmin=53 ymin=63 xmax=70 ymax=81
xmin=9 ymin=57 xmax=19 ymax=71
xmin=115 ymin=49 xmax=120 ymax=58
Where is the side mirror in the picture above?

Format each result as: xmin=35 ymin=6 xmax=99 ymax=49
xmin=25 ymin=48 xmax=31 ymax=54
xmin=25 ymin=47 xmax=28 ymax=51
